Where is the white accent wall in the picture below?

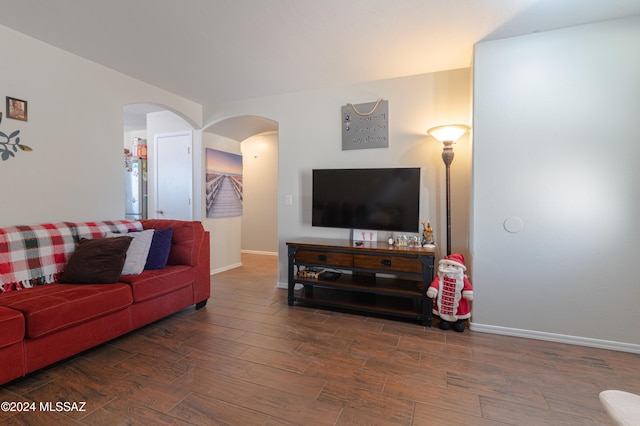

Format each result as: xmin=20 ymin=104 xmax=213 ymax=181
xmin=241 ymin=133 xmax=279 ymax=255
xmin=472 ymin=16 xmax=640 ymax=349
xmin=0 ymin=24 xmax=201 ymax=227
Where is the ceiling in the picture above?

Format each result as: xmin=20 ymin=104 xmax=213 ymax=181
xmin=2 ymin=0 xmax=640 ymax=120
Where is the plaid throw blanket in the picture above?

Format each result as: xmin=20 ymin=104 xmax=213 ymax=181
xmin=69 ymin=220 xmax=142 ymax=241
xmin=0 ymin=220 xmax=142 ymax=293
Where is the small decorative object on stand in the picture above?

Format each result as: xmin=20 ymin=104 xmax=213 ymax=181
xmin=395 ymin=235 xmax=408 ymax=246
xmin=421 ymin=220 xmax=434 ymax=246
xmin=426 ymin=221 xmax=434 ymax=244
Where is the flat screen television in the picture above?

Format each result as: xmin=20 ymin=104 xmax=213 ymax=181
xmin=312 ymin=167 xmax=420 ymax=232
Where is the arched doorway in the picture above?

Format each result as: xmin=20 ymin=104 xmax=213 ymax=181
xmin=123 ymin=103 xmax=200 ymax=221
xmin=202 ymin=116 xmax=279 ymax=270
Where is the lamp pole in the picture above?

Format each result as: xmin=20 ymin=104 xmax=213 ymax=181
xmin=442 ymin=140 xmax=455 ymax=256
xmin=427 ymin=124 xmax=470 ymax=257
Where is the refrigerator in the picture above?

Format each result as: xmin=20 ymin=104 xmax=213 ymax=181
xmin=125 ymin=157 xmax=147 ymax=220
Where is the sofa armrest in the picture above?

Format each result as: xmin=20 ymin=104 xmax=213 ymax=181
xmin=194 ymin=230 xmax=211 ymax=304
xmin=141 ymin=220 xmax=210 ymax=305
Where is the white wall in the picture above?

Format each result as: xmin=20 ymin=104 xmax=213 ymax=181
xmin=205 ymin=69 xmax=472 ymax=287
xmin=0 ymin=24 xmax=201 ymax=227
xmin=241 ymin=133 xmax=278 ymax=255
xmin=472 ymin=16 xmax=640 ymax=350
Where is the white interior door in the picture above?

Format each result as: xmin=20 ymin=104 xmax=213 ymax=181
xmin=155 ymin=132 xmax=192 ymax=220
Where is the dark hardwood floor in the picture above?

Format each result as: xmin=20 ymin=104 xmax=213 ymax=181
xmin=1 ymin=253 xmax=637 ymax=425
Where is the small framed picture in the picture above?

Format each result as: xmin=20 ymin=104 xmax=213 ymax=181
xmin=6 ymin=97 xmax=27 ymax=122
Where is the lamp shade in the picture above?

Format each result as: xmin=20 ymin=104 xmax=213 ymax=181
xmin=427 ymin=124 xmax=470 ymax=143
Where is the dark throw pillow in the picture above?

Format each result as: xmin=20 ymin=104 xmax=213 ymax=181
xmin=59 ymin=236 xmax=133 ymax=284
xmin=144 ymin=227 xmax=173 ymax=270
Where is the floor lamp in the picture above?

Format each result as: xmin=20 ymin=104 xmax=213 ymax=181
xmin=427 ymin=124 xmax=470 ymax=256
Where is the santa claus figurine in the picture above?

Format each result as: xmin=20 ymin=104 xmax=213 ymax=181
xmin=427 ymin=253 xmax=473 ymax=332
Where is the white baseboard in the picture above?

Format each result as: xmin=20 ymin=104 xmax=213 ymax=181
xmin=211 ymin=262 xmax=242 ymax=276
xmin=276 ymin=281 xmax=287 ymax=289
xmin=470 ymin=323 xmax=640 ymax=354
xmin=211 ymin=251 xmax=276 ymax=276
xmin=241 ymin=249 xmax=278 ymax=256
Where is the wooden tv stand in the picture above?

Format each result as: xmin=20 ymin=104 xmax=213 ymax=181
xmin=286 ymin=238 xmax=435 ymax=326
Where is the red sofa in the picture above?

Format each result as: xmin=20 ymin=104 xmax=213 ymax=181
xmin=0 ymin=219 xmax=210 ymax=385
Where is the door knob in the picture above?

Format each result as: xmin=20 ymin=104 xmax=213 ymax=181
xmin=156 ymin=210 xmax=164 ymax=215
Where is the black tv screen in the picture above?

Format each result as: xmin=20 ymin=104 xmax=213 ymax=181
xmin=312 ymin=168 xmax=420 ymax=232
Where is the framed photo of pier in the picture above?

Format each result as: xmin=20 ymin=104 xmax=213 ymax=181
xmin=205 ymin=148 xmax=243 ymax=218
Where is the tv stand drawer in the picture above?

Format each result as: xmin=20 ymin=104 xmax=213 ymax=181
xmin=294 ymin=249 xmax=353 ymax=267
xmin=354 ymin=254 xmax=422 ymax=274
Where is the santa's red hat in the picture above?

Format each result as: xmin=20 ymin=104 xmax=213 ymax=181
xmin=440 ymin=253 xmax=466 ymax=270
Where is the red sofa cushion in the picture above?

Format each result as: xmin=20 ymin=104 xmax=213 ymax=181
xmin=0 ymin=284 xmax=132 ymax=339
xmin=141 ymin=220 xmax=204 ymax=266
xmin=119 ymin=265 xmax=194 ymax=303
xmin=0 ymin=306 xmax=24 ymax=348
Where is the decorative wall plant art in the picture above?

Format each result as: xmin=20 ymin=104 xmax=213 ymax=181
xmin=0 ymin=109 xmax=32 ymax=161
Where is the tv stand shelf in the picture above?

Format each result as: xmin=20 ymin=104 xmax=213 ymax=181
xmin=287 ymin=238 xmax=435 ymax=325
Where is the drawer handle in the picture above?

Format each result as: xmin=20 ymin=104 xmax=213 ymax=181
xmin=318 ymin=254 xmax=327 ymax=262
xmin=381 ymin=259 xmax=392 ymax=267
